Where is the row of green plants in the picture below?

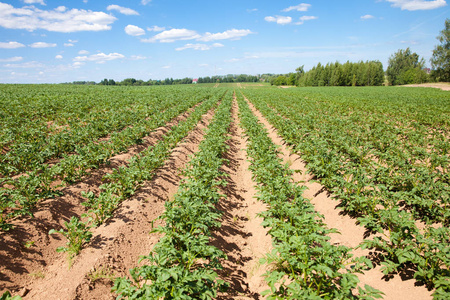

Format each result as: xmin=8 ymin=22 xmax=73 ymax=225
xmin=236 ymin=92 xmax=383 ymax=299
xmin=0 ymin=85 xmax=200 ymax=176
xmin=113 ymin=91 xmax=233 ymax=298
xmin=49 ymin=91 xmax=224 ymax=264
xmin=242 ymin=87 xmax=450 ymax=299
xmin=0 ymin=89 xmax=211 ymax=232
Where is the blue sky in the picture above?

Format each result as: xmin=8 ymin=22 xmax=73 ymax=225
xmin=0 ymin=0 xmax=448 ymax=83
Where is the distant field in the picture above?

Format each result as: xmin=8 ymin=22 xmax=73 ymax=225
xmin=197 ymin=82 xmax=271 ymax=88
xmin=1 ymin=84 xmax=449 ymax=299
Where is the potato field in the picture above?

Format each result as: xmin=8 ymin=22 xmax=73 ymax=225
xmin=0 ymin=84 xmax=449 ymax=299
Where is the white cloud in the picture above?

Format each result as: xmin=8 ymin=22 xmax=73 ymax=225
xmin=141 ymin=0 xmax=151 ymax=4
xmin=361 ymin=14 xmax=375 ymax=19
xmin=386 ymin=0 xmax=447 ymax=10
xmin=282 ymin=3 xmax=311 ymax=12
xmin=23 ymin=0 xmax=45 ymax=5
xmin=0 ymin=41 xmax=25 ymax=49
xmin=142 ymin=27 xmax=254 ymax=43
xmin=64 ymin=39 xmax=78 ymax=47
xmin=55 ymin=55 xmax=63 ymax=59
xmin=0 ymin=56 xmax=23 ymax=62
xmin=295 ymin=16 xmax=318 ymax=25
xmin=78 ymin=50 xmax=89 ymax=55
xmin=175 ymin=43 xmax=224 ymax=51
xmin=198 ymin=29 xmax=253 ymax=41
xmin=147 ymin=25 xmax=165 ymax=32
xmin=0 ymin=3 xmax=117 ymax=32
xmin=125 ymin=24 xmax=145 ymax=36
xmin=72 ymin=62 xmax=84 ymax=68
xmin=265 ymin=16 xmax=292 ymax=25
xmin=130 ymin=55 xmax=147 ymax=60
xmin=142 ymin=28 xmax=201 ymax=43
xmin=73 ymin=52 xmax=125 ymax=63
xmin=225 ymin=55 xmax=259 ymax=63
xmin=162 ymin=65 xmax=170 ymax=69
xmin=107 ymin=5 xmax=139 ymax=15
xmin=247 ymin=8 xmax=258 ymax=12
xmin=4 ymin=61 xmax=45 ymax=68
xmin=29 ymin=42 xmax=57 ymax=48
xmin=401 ymin=40 xmax=419 ymax=44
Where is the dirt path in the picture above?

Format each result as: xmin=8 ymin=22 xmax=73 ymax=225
xmin=403 ymin=82 xmax=450 ymax=91
xmin=243 ymin=97 xmax=433 ymax=300
xmin=213 ymin=98 xmax=271 ymax=299
xmin=0 ymin=104 xmax=216 ymax=299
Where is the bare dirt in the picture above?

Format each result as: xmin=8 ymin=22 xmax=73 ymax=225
xmin=0 ymin=103 xmax=216 ymax=299
xmin=0 ymin=93 xmax=439 ymax=299
xmin=404 ymin=82 xmax=450 ymax=91
xmin=213 ymin=99 xmax=271 ymax=299
xmin=244 ymin=97 xmax=433 ymax=300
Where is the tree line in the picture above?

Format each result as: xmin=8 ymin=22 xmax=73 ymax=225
xmin=271 ymin=18 xmax=449 ymax=86
xmin=67 ymin=74 xmax=263 ymax=86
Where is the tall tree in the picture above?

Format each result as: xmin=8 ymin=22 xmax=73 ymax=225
xmin=386 ymin=48 xmax=427 ymax=85
xmin=430 ymin=18 xmax=450 ymax=82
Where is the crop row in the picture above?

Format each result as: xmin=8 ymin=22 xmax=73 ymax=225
xmin=242 ymin=87 xmax=450 ymax=299
xmin=236 ymin=92 xmax=382 ymax=299
xmin=0 ymin=85 xmax=210 ymax=176
xmin=49 ymin=90 xmax=223 ymax=263
xmin=0 ymin=87 xmax=225 ymax=232
xmin=113 ymin=91 xmax=233 ymax=299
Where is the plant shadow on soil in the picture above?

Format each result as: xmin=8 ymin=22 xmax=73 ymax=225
xmin=0 ymin=187 xmax=83 ymax=291
xmin=211 ymin=125 xmax=262 ymax=299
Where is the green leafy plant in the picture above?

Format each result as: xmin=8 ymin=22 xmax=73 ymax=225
xmin=49 ymin=216 xmax=92 ymax=266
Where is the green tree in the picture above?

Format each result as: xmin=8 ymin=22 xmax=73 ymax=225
xmin=430 ymin=18 xmax=450 ymax=82
xmin=386 ymin=48 xmax=427 ymax=85
xmin=287 ymin=73 xmax=296 ymax=85
xmin=121 ymin=78 xmax=136 ymax=86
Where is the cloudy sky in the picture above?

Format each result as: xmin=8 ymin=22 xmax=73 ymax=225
xmin=0 ymin=0 xmax=448 ymax=83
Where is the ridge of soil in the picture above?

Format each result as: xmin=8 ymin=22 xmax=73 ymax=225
xmin=213 ymin=98 xmax=271 ymax=299
xmin=243 ymin=97 xmax=433 ymax=300
xmin=0 ymin=103 xmax=216 ymax=299
xmin=1 ymin=92 xmax=439 ymax=299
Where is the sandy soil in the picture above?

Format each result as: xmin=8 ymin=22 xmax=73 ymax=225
xmin=0 ymin=93 xmax=439 ymax=299
xmin=244 ymin=97 xmax=433 ymax=300
xmin=0 ymin=103 xmax=216 ymax=299
xmin=213 ymin=99 xmax=271 ymax=299
xmin=403 ymin=82 xmax=450 ymax=91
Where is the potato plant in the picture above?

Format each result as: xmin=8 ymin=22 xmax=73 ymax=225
xmin=236 ymin=92 xmax=382 ymax=299
xmin=242 ymin=87 xmax=450 ymax=299
xmin=113 ymin=91 xmax=233 ymax=299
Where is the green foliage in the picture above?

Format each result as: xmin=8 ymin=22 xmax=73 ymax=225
xmin=81 ymin=190 xmax=120 ymax=226
xmin=49 ymin=216 xmax=92 ymax=263
xmin=236 ymin=92 xmax=382 ymax=299
xmin=270 ymin=75 xmax=288 ymax=86
xmin=431 ymin=18 xmax=450 ymax=82
xmin=0 ymin=291 xmax=21 ymax=300
xmin=0 ymin=85 xmax=218 ymax=231
xmin=386 ymin=48 xmax=428 ymax=85
xmin=113 ymin=91 xmax=232 ymax=299
xmin=242 ymin=86 xmax=450 ymax=299
xmin=297 ymin=60 xmax=384 ymax=87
